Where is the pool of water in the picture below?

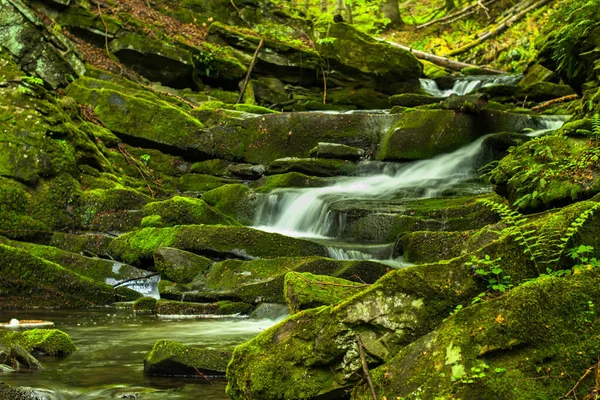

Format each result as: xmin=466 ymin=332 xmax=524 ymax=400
xmin=0 ymin=309 xmax=284 ymax=399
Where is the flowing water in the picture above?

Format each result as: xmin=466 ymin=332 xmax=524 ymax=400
xmin=420 ymin=75 xmax=523 ymax=97
xmin=254 ymin=116 xmax=567 ymax=265
xmin=0 ymin=309 xmax=286 ymax=399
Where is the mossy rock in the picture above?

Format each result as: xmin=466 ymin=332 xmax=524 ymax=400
xmin=309 ymin=142 xmax=365 ymax=161
xmin=196 ymin=257 xmax=389 ymax=305
xmin=389 ymin=93 xmax=442 ymax=107
xmin=421 ymin=59 xmax=451 ymax=79
xmin=201 ymin=184 xmax=256 ymax=225
xmin=0 ymin=236 xmax=147 ymax=285
xmin=78 ymin=188 xmax=151 ymax=230
xmin=155 ymin=299 xmax=252 ymax=316
xmin=57 ymin=5 xmax=122 ymax=44
xmin=314 ymin=22 xmax=422 ymax=95
xmin=142 ymin=196 xmax=239 ymax=228
xmin=144 ymin=339 xmax=232 ymax=377
xmin=257 ymin=172 xmax=329 ymax=192
xmin=398 ymin=231 xmax=472 ymax=263
xmin=0 ymin=244 xmax=140 ymax=308
xmin=20 ymin=329 xmax=76 ymax=356
xmin=0 ymin=177 xmax=48 ymax=240
xmin=178 ymin=173 xmax=238 ymax=193
xmin=154 ymin=247 xmax=213 ymax=284
xmin=327 ymin=87 xmax=390 ymax=110
xmin=66 ymin=78 xmax=209 ymax=158
xmin=284 ymin=272 xmax=366 ymax=314
xmin=267 ymin=157 xmax=358 ymax=177
xmin=355 ymin=268 xmax=600 ymax=399
xmin=49 ymin=232 xmax=113 ymax=257
xmin=189 ymin=159 xmax=232 ymax=176
xmin=490 ymin=136 xmax=600 ymax=211
xmin=108 ymin=225 xmax=328 ymax=267
xmin=132 ymin=297 xmax=158 ymax=314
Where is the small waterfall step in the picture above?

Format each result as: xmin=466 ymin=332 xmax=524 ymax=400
xmin=421 ymin=74 xmax=523 ymax=97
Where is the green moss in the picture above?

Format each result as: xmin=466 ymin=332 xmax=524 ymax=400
xmin=189 ymin=159 xmax=231 ymax=176
xmin=142 ymin=196 xmax=239 ymax=227
xmin=0 ymin=177 xmax=48 ymax=240
xmin=0 ymin=329 xmax=76 ymax=356
xmin=108 ymin=225 xmax=328 ymax=267
xmin=201 ymin=184 xmax=254 ymax=224
xmin=233 ymin=104 xmax=279 ymax=114
xmin=154 ymin=247 xmax=213 ymax=284
xmin=155 ymin=299 xmax=252 ymax=316
xmin=49 ymin=232 xmax=113 ymax=257
xmin=178 ymin=173 xmax=236 ymax=192
xmin=284 ymin=272 xmax=366 ymax=314
xmin=144 ymin=339 xmax=232 ymax=376
xmin=0 ymin=244 xmax=139 ymax=308
xmin=133 ymin=297 xmax=158 ymax=313
xmin=258 ymin=172 xmax=329 ymax=192
xmin=267 ymin=157 xmax=358 ymax=177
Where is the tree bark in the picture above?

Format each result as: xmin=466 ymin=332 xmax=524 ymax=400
xmin=379 ymin=0 xmax=404 ymax=29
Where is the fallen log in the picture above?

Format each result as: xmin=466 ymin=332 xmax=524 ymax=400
xmin=446 ymin=0 xmax=554 ymax=57
xmin=531 ymin=94 xmax=579 ymax=112
xmin=417 ymin=0 xmax=497 ymax=29
xmin=384 ymin=40 xmax=505 ymax=74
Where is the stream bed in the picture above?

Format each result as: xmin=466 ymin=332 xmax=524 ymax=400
xmin=0 ymin=309 xmax=285 ymax=399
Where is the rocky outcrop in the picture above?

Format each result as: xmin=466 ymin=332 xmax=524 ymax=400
xmin=144 ymin=340 xmax=231 ymax=377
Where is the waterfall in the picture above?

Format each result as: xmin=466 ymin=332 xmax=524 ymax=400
xmin=421 ymin=75 xmax=523 ymax=97
xmin=254 ymin=135 xmax=489 ymax=239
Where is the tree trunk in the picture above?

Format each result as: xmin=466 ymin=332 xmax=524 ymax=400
xmin=379 ymin=0 xmax=404 ymax=30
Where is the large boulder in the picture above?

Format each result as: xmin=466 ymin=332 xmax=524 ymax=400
xmin=142 ymin=196 xmax=239 ymax=228
xmin=144 ymin=339 xmax=231 ymax=377
xmin=0 ymin=244 xmax=140 ymax=308
xmin=108 ymin=225 xmax=329 ymax=267
xmin=154 ymin=247 xmax=213 ymax=284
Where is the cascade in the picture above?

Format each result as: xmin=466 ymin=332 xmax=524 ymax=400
xmin=420 ymin=74 xmax=523 ymax=97
xmin=254 ymin=116 xmax=566 ymax=265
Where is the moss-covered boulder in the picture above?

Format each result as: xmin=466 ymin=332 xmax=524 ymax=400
xmin=0 ymin=244 xmax=140 ymax=308
xmin=314 ymin=22 xmax=423 ymax=95
xmin=257 ymin=172 xmax=329 ymax=192
xmin=398 ymin=231 xmax=473 ymax=263
xmin=49 ymin=232 xmax=113 ymax=257
xmin=155 ymin=299 xmax=253 ymax=316
xmin=142 ymin=196 xmax=239 ymax=228
xmin=144 ymin=339 xmax=231 ymax=377
xmin=377 ymin=110 xmax=547 ymax=161
xmin=267 ymin=157 xmax=358 ymax=177
xmin=284 ymin=272 xmax=366 ymax=314
xmin=309 ymin=142 xmax=365 ymax=161
xmin=201 ymin=184 xmax=256 ymax=225
xmin=196 ymin=257 xmax=389 ymax=305
xmin=154 ymin=247 xmax=213 ymax=284
xmin=0 ymin=236 xmax=148 ymax=285
xmin=108 ymin=225 xmax=328 ymax=267
xmin=389 ymin=93 xmax=442 ymax=107
xmin=354 ymin=268 xmax=600 ymax=399
xmin=177 ymin=173 xmax=237 ymax=193
xmin=78 ymin=188 xmax=150 ymax=231
xmin=0 ymin=0 xmax=85 ymax=88
xmin=0 ymin=328 xmax=76 ymax=357
xmin=132 ymin=296 xmax=158 ymax=314
xmin=490 ymin=135 xmax=600 ymax=211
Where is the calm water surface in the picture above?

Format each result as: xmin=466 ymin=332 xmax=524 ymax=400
xmin=0 ymin=309 xmax=283 ymax=399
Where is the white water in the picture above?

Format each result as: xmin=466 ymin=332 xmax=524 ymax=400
xmin=254 ymin=117 xmax=566 ymax=264
xmin=421 ymin=75 xmax=523 ymax=97
xmin=255 ymin=135 xmax=489 ymax=239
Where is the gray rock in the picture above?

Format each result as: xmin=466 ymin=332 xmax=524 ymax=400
xmin=309 ymin=142 xmax=365 ymax=161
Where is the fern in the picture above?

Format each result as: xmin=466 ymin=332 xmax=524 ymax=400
xmin=592 ymin=113 xmax=600 ymax=141
xmin=479 ymin=199 xmax=600 ymax=275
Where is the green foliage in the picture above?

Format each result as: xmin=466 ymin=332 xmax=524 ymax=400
xmin=549 ymin=0 xmax=600 ymax=81
xmin=479 ymin=199 xmax=600 ymax=275
xmin=21 ymin=75 xmax=44 ymax=86
xmin=140 ymin=154 xmax=151 ymax=166
xmin=592 ymin=113 xmax=600 ymax=142
xmin=568 ymin=245 xmax=600 ymax=270
xmin=456 ymin=363 xmax=489 ymax=385
xmin=193 ymin=51 xmax=214 ymax=76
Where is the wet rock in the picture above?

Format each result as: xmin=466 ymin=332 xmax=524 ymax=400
xmin=0 ymin=244 xmax=140 ymax=308
xmin=249 ymin=303 xmax=289 ymax=320
xmin=309 ymin=142 xmax=365 ymax=161
xmin=257 ymin=172 xmax=329 ymax=192
xmin=0 ymin=0 xmax=85 ymax=88
xmin=142 ymin=196 xmax=239 ymax=228
xmin=144 ymin=339 xmax=232 ymax=377
xmin=284 ymin=272 xmax=366 ymax=314
xmin=267 ymin=157 xmax=358 ymax=177
xmin=49 ymin=232 xmax=113 ymax=258
xmin=155 ymin=299 xmax=252 ymax=316
xmin=389 ymin=93 xmax=442 ymax=107
xmin=108 ymin=225 xmax=329 ymax=267
xmin=441 ymin=93 xmax=488 ymax=113
xmin=132 ymin=297 xmax=157 ymax=314
xmin=201 ymin=184 xmax=257 ymax=225
xmin=9 ymin=345 xmax=42 ymax=370
xmin=154 ymin=247 xmax=213 ymax=284
xmin=56 ymin=5 xmax=121 ymax=44
xmin=228 ymin=163 xmax=266 ymax=180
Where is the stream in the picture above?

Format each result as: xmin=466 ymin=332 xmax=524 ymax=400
xmin=0 ymin=76 xmax=568 ymax=399
xmin=0 ymin=310 xmax=286 ymax=399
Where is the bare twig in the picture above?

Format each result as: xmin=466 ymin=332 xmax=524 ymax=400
xmin=96 ymin=3 xmax=110 ymax=56
xmin=531 ymin=94 xmax=579 ymax=112
xmin=112 ymin=272 xmax=159 ymax=288
xmin=356 ymin=335 xmax=377 ymax=400
xmin=237 ymin=38 xmax=265 ymax=104
xmin=562 ymin=361 xmax=599 ymax=399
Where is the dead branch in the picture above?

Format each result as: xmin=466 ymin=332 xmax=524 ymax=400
xmin=356 ymin=335 xmax=377 ymax=400
xmin=447 ymin=0 xmax=554 ymax=57
xmin=417 ymin=0 xmax=497 ymax=29
xmin=531 ymin=94 xmax=579 ymax=112
xmin=562 ymin=361 xmax=599 ymax=399
xmin=384 ymin=40 xmax=504 ymax=74
xmin=237 ymin=38 xmax=265 ymax=104
xmin=112 ymin=272 xmax=159 ymax=288
xmin=96 ymin=3 xmax=110 ymax=56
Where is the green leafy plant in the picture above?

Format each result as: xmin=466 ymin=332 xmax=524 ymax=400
xmin=140 ymin=154 xmax=151 ymax=166
xmin=568 ymin=245 xmax=600 ymax=270
xmin=465 ymin=255 xmax=512 ymax=305
xmin=21 ymin=75 xmax=44 ymax=86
